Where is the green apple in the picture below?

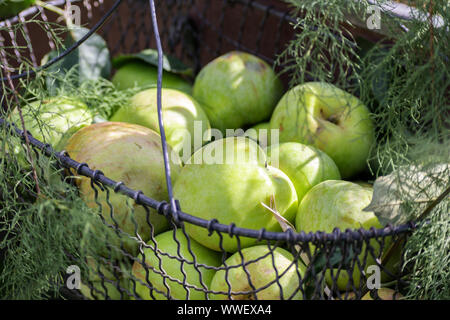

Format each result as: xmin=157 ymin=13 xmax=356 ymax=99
xmin=131 ymin=229 xmax=223 ymax=300
xmin=295 ymin=180 xmax=384 ymax=291
xmin=110 ymin=88 xmax=211 ymax=162
xmin=245 ymin=122 xmax=275 ymax=148
xmin=341 ymin=287 xmax=404 ymax=300
xmin=0 ymin=0 xmax=35 ymax=19
xmin=187 ymin=135 xmax=267 ymax=166
xmin=354 ymin=181 xmax=373 ymax=190
xmin=339 ymin=291 xmax=357 ymax=300
xmin=265 ymin=142 xmax=341 ymax=203
xmin=252 ymin=122 xmax=271 ymax=131
xmin=173 ymin=137 xmax=298 ymax=253
xmin=210 ymin=245 xmax=306 ymax=300
xmin=8 ymin=96 xmax=93 ymax=148
xmin=193 ymin=51 xmax=283 ymax=133
xmin=80 ymin=256 xmax=130 ymax=300
xmin=5 ymin=97 xmax=93 ymax=172
xmin=65 ymin=122 xmax=182 ymax=255
xmin=361 ymin=288 xmax=404 ymax=300
xmin=112 ymin=60 xmax=192 ymax=94
xmin=270 ymin=82 xmax=375 ymax=178
xmin=80 ymin=280 xmax=129 ymax=300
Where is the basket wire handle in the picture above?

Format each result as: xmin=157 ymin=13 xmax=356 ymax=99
xmin=148 ymin=0 xmax=177 ymax=217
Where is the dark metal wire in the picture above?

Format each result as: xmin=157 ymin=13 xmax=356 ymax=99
xmin=148 ymin=0 xmax=177 ymax=219
xmin=0 ymin=117 xmax=416 ymax=245
xmin=0 ymin=0 xmax=123 ymax=82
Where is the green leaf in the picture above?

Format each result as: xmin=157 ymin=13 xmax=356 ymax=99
xmin=312 ymin=245 xmax=356 ymax=273
xmin=67 ymin=27 xmax=111 ymax=81
xmin=112 ymin=48 xmax=193 ymax=77
xmin=42 ymin=26 xmax=111 ymax=94
xmin=0 ymin=0 xmax=36 ymax=19
xmin=261 ymin=197 xmax=309 ymax=265
xmin=363 ymin=163 xmax=450 ymax=227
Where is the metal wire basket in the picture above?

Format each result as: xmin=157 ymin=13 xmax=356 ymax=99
xmin=0 ymin=0 xmax=419 ymax=300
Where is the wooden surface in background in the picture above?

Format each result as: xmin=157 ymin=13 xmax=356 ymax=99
xmin=1 ymin=0 xmax=388 ymax=88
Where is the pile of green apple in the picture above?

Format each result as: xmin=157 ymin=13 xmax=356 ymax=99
xmin=10 ymin=48 xmax=393 ymax=300
xmin=103 ymin=50 xmax=392 ymax=300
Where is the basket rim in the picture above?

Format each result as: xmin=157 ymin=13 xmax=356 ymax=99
xmin=0 ymin=117 xmax=417 ymax=245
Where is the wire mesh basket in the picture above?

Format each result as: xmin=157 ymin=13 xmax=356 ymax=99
xmin=1 ymin=0 xmax=439 ymax=300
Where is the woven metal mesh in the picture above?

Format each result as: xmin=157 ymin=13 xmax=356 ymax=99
xmin=0 ymin=0 xmax=416 ymax=300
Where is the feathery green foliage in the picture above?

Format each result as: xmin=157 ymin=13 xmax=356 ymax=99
xmin=0 ymin=11 xmax=142 ymax=298
xmin=0 ymin=71 xmax=140 ymax=299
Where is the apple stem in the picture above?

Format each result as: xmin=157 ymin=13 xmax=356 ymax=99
xmin=327 ymin=114 xmax=340 ymax=125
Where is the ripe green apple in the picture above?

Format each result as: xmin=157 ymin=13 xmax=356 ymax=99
xmin=361 ymin=288 xmax=404 ymax=300
xmin=0 ymin=0 xmax=35 ymax=19
xmin=270 ymin=82 xmax=375 ymax=178
xmin=209 ymin=245 xmax=306 ymax=300
xmin=8 ymin=96 xmax=93 ymax=148
xmin=354 ymin=181 xmax=373 ymax=190
xmin=341 ymin=287 xmax=404 ymax=300
xmin=6 ymin=97 xmax=93 ymax=172
xmin=265 ymin=142 xmax=341 ymax=203
xmin=295 ymin=180 xmax=384 ymax=291
xmin=173 ymin=137 xmax=298 ymax=253
xmin=131 ymin=229 xmax=223 ymax=300
xmin=65 ymin=122 xmax=182 ymax=255
xmin=193 ymin=51 xmax=283 ymax=133
xmin=110 ymin=87 xmax=211 ymax=162
xmin=245 ymin=122 xmax=275 ymax=148
xmin=80 ymin=280 xmax=128 ymax=300
xmin=79 ymin=256 xmax=130 ymax=300
xmin=187 ymin=135 xmax=267 ymax=166
xmin=111 ymin=60 xmax=192 ymax=94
